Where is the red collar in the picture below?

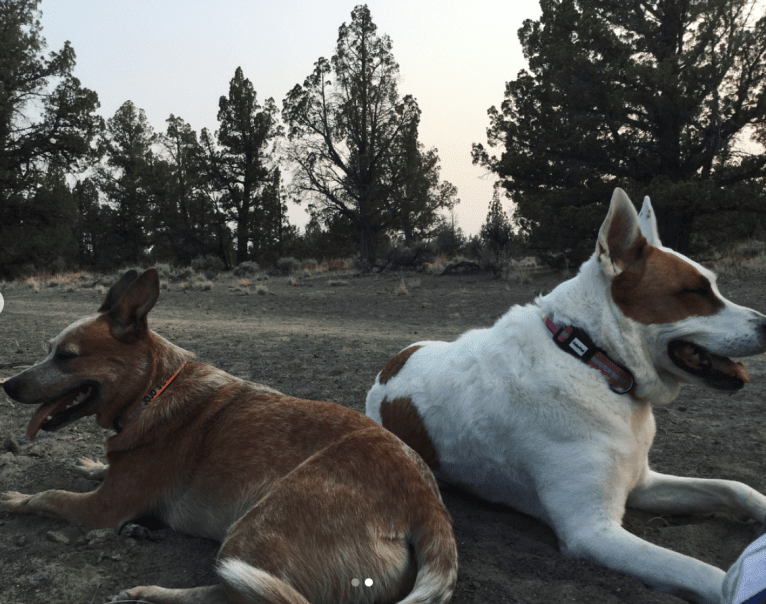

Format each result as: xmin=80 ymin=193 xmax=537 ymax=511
xmin=543 ymin=316 xmax=634 ymax=394
xmin=113 ymin=362 xmax=186 ymax=432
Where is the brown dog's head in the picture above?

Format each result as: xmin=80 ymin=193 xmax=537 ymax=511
xmin=3 ymin=269 xmax=164 ymax=439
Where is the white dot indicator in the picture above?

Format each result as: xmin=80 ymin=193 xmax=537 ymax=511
xmin=365 ymin=578 xmax=373 ymax=587
xmin=351 ymin=578 xmax=360 ymax=587
xmin=0 ymin=292 xmax=4 ymax=314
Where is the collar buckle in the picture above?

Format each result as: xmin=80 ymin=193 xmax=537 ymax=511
xmin=544 ymin=316 xmax=634 ymax=394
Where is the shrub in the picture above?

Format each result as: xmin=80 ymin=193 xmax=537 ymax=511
xmin=384 ymin=243 xmax=434 ymax=270
xmin=169 ymin=268 xmax=194 ymax=283
xmin=191 ymin=254 xmax=225 ymax=272
xmin=233 ymin=261 xmax=260 ymax=277
xmin=326 ymin=258 xmax=352 ymax=271
xmin=276 ymin=257 xmax=301 ymax=275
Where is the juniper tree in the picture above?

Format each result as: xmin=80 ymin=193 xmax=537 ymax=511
xmin=473 ymin=0 xmax=766 ymax=260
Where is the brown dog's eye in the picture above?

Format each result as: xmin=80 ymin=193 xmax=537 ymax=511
xmin=682 ymin=286 xmax=710 ymax=298
xmin=55 ymin=350 xmax=77 ymax=362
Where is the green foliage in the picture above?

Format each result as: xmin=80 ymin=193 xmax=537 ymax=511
xmin=0 ymin=0 xmax=102 ymax=277
xmin=283 ymin=5 xmax=455 ymax=264
xmin=473 ymin=0 xmax=766 ymax=262
xmin=431 ymin=214 xmax=466 ymax=257
xmin=1 ymin=167 xmax=78 ymax=276
xmin=151 ymin=115 xmax=226 ymax=266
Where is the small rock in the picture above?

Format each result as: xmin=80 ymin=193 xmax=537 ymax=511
xmin=16 ymin=535 xmax=27 ymax=546
xmin=46 ymin=531 xmax=70 ymax=545
xmin=3 ymin=436 xmax=20 ymax=455
xmin=0 ymin=452 xmax=18 ymax=466
xmin=86 ymin=528 xmax=115 ymax=546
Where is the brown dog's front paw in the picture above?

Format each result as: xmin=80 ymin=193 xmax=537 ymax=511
xmin=74 ymin=457 xmax=108 ymax=480
xmin=109 ymin=589 xmax=133 ymax=602
xmin=1 ymin=491 xmax=32 ymax=513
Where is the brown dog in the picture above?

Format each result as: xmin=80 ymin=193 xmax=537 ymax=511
xmin=1 ymin=269 xmax=457 ymax=604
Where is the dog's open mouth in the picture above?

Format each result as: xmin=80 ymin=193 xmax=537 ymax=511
xmin=668 ymin=340 xmax=749 ymax=391
xmin=27 ymin=382 xmax=100 ymax=441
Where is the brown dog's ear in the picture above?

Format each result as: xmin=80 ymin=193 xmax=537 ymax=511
xmin=105 ymin=269 xmax=160 ymax=342
xmin=99 ymin=270 xmax=139 ymax=313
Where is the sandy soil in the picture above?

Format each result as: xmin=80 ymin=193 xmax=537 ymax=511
xmin=1 ymin=268 xmax=766 ymax=604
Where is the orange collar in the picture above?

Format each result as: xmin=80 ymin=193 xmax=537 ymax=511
xmin=113 ymin=362 xmax=186 ymax=432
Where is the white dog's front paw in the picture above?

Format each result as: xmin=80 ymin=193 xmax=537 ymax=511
xmin=74 ymin=457 xmax=108 ymax=480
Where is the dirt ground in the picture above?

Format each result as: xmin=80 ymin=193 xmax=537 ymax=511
xmin=1 ymin=267 xmax=766 ymax=604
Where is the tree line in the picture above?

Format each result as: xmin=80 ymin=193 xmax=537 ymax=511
xmin=0 ymin=2 xmax=458 ymax=277
xmin=2 ymin=0 xmax=765 ymax=278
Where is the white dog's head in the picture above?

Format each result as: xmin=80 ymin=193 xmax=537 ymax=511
xmin=596 ymin=188 xmax=766 ymax=393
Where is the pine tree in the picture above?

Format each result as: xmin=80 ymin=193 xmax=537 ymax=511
xmin=0 ymin=0 xmax=101 ymax=276
xmin=153 ymin=115 xmax=223 ymax=265
xmin=94 ymin=101 xmax=158 ymax=267
xmin=201 ymin=67 xmax=281 ymax=265
xmin=480 ymin=189 xmax=514 ymax=264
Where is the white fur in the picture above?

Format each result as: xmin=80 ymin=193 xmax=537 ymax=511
xmin=367 ymin=189 xmax=766 ymax=604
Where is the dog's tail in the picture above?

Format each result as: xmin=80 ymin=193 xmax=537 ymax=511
xmin=217 ymin=558 xmax=310 ymax=604
xmin=399 ymin=512 xmax=458 ymax=604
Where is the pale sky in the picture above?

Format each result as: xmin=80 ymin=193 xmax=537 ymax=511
xmin=39 ymin=0 xmax=542 ymax=236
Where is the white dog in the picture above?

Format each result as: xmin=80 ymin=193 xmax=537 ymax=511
xmin=367 ymin=188 xmax=766 ymax=604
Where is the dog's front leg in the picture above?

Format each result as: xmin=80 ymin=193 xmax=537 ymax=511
xmin=627 ymin=469 xmax=766 ymax=522
xmin=1 ymin=486 xmax=137 ymax=530
xmin=559 ymin=517 xmax=724 ymax=603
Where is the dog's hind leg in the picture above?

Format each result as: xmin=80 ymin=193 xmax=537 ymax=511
xmin=558 ymin=517 xmax=724 ymax=604
xmin=627 ymin=469 xmax=766 ymax=522
xmin=111 ymin=584 xmax=230 ymax=604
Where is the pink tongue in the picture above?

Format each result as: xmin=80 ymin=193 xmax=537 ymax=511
xmin=711 ymin=355 xmax=750 ymax=383
xmin=26 ymin=391 xmax=80 ymax=441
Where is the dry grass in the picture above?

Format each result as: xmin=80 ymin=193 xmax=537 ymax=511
xmin=394 ymin=277 xmax=409 ymax=296
xmin=707 ymin=239 xmax=766 ymax=276
xmin=328 ymin=279 xmax=349 ymax=287
xmin=423 ymin=254 xmax=449 ymax=275
xmin=326 ymin=258 xmax=352 ymax=272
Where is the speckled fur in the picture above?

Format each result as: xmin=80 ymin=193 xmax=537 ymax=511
xmin=2 ymin=270 xmax=458 ymax=604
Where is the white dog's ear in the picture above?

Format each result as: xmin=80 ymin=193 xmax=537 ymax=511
xmin=638 ymin=196 xmax=662 ymax=247
xmin=596 ymin=188 xmax=646 ymax=276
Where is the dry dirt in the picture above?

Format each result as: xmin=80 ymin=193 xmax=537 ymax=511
xmin=1 ymin=269 xmax=766 ymax=604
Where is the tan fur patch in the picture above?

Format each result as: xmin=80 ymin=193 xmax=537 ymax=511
xmin=380 ymin=396 xmax=440 ymax=470
xmin=378 ymin=345 xmax=423 ymax=385
xmin=612 ymin=245 xmax=723 ymax=324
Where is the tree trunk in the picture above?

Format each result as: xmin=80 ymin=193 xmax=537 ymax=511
xmin=655 ymin=205 xmax=693 ymax=253
xmin=358 ymin=214 xmax=376 ymax=265
xmin=236 ymin=213 xmax=249 ymax=265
